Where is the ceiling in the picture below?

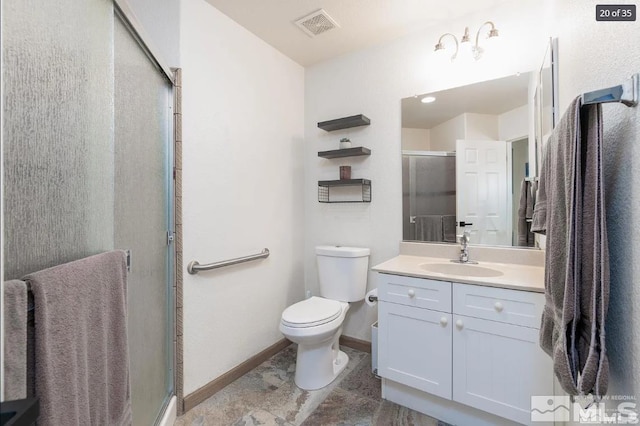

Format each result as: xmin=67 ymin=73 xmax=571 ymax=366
xmin=205 ymin=0 xmax=511 ymax=66
xmin=402 ymin=72 xmax=530 ymax=129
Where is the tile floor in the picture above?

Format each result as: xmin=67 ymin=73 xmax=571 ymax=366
xmin=175 ymin=344 xmax=451 ymax=426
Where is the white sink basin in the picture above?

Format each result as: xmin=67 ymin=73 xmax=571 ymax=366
xmin=419 ymin=262 xmax=504 ymax=278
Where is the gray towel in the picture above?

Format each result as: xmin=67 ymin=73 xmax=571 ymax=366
xmin=415 ymin=215 xmax=443 ymax=242
xmin=3 ymin=280 xmax=28 ymax=400
xmin=576 ymin=103 xmax=609 ymax=397
xmin=442 ymin=215 xmax=457 ymax=243
xmin=517 ymin=180 xmax=529 ymax=246
xmin=24 ymin=251 xmax=131 ymax=425
xmin=517 ymin=180 xmax=536 ymax=247
xmin=531 ymin=96 xmax=609 ymax=398
xmin=527 ymin=181 xmax=537 ymax=220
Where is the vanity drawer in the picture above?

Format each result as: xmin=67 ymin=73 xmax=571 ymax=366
xmin=378 ymin=273 xmax=451 ymax=312
xmin=453 ymin=283 xmax=544 ymax=328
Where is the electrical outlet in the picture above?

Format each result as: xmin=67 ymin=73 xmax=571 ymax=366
xmin=306 ymin=290 xmax=311 ymax=298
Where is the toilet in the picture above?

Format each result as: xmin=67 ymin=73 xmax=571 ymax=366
xmin=280 ymin=245 xmax=370 ymax=390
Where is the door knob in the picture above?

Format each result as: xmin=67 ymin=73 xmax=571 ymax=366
xmin=494 ymin=302 xmax=504 ymax=312
xmin=456 ymin=319 xmax=464 ymax=330
xmin=407 ymin=289 xmax=416 ymax=298
xmin=440 ymin=317 xmax=448 ymax=327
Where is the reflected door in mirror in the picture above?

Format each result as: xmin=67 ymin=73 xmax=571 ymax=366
xmin=456 ymin=139 xmax=510 ymax=246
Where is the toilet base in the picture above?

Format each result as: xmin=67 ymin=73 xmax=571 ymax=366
xmin=334 ymin=350 xmax=349 ymax=376
xmin=294 ymin=343 xmax=349 ymax=390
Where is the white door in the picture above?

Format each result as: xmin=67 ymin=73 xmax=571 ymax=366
xmin=456 ymin=140 xmax=510 ymax=246
xmin=378 ymin=302 xmax=452 ymax=400
xmin=452 ymin=315 xmax=554 ymax=425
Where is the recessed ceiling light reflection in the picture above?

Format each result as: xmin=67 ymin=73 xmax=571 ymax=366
xmin=421 ymin=96 xmax=436 ymax=104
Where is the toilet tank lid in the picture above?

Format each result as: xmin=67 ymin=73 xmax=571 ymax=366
xmin=315 ymin=246 xmax=370 ymax=257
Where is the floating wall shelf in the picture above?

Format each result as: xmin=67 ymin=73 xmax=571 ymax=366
xmin=317 ymin=114 xmax=371 ymax=132
xmin=318 ymin=179 xmax=372 ymax=203
xmin=317 ymin=147 xmax=371 ymax=159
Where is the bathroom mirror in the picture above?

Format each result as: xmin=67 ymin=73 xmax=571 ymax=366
xmin=401 ymin=52 xmax=556 ymax=248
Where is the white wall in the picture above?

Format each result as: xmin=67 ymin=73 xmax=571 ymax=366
xmin=554 ymin=0 xmax=640 ymax=408
xmin=465 ymin=113 xmax=499 ymax=140
xmin=125 ymin=0 xmax=180 ymax=67
xmin=498 ymin=104 xmax=528 ymax=141
xmin=305 ymin=0 xmax=552 ymax=342
xmin=430 ymin=114 xmax=466 ymax=151
xmin=180 ymin=0 xmax=305 ymax=395
xmin=401 ymin=128 xmax=430 ymax=151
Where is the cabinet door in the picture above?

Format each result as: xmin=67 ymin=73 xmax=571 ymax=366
xmin=378 ymin=302 xmax=452 ymax=400
xmin=452 ymin=315 xmax=553 ymax=425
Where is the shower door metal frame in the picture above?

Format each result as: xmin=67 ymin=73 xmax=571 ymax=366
xmin=114 ymin=1 xmax=175 ymax=84
xmin=113 ymin=2 xmax=176 ymax=424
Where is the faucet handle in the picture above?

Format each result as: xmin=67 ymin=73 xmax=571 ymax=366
xmin=460 ymin=229 xmax=471 ymax=244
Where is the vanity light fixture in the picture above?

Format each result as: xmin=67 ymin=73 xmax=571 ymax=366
xmin=421 ymin=96 xmax=436 ymax=104
xmin=434 ymin=21 xmax=499 ymax=62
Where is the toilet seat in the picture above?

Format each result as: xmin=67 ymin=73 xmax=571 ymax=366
xmin=281 ymin=297 xmax=342 ymax=328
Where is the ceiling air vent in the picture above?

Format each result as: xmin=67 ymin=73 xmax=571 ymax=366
xmin=294 ymin=9 xmax=339 ymax=37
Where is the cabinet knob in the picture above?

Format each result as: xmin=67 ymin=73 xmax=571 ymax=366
xmin=407 ymin=289 xmax=416 ymax=298
xmin=455 ymin=319 xmax=464 ymax=330
xmin=440 ymin=316 xmax=448 ymax=327
xmin=494 ymin=301 xmax=504 ymax=312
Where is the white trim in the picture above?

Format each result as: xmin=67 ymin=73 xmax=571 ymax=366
xmin=113 ymin=0 xmax=175 ymax=84
xmin=506 ymin=141 xmax=513 ymax=245
xmin=402 ymin=150 xmax=456 ymax=157
xmin=1 ymin=3 xmax=5 ymax=400
xmin=157 ymin=395 xmax=177 ymax=426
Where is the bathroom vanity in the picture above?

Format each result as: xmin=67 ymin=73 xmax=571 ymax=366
xmin=373 ymin=243 xmax=553 ymax=426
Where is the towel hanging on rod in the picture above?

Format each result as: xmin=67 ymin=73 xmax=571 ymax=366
xmin=581 ymin=73 xmax=638 ymax=107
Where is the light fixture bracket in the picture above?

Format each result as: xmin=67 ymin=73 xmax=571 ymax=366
xmin=433 ymin=21 xmax=499 ymax=62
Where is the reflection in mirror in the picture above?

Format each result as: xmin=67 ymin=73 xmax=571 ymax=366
xmin=535 ymin=38 xmax=558 ymax=173
xmin=402 ymin=71 xmax=550 ymax=248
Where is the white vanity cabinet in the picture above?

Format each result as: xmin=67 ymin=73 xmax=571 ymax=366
xmin=378 ymin=274 xmax=453 ymax=399
xmin=377 ymin=273 xmax=554 ymax=426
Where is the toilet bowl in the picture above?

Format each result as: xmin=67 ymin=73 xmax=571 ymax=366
xmin=280 ymin=296 xmax=350 ymax=390
xmin=280 ymin=245 xmax=370 ymax=391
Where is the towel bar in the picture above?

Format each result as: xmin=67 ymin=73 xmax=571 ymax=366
xmin=187 ymin=248 xmax=270 ymax=274
xmin=581 ymin=73 xmax=638 ymax=107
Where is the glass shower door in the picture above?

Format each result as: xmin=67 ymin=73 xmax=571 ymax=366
xmin=3 ymin=2 xmax=174 ymax=423
xmin=114 ymin=14 xmax=174 ymax=426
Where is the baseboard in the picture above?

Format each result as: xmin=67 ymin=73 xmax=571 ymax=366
xmin=182 ymin=338 xmax=290 ymax=413
xmin=158 ymin=395 xmax=177 ymax=426
xmin=339 ymin=335 xmax=371 ymax=353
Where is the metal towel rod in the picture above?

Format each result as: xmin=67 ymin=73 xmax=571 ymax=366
xmin=581 ymin=73 xmax=638 ymax=107
xmin=187 ymin=248 xmax=270 ymax=275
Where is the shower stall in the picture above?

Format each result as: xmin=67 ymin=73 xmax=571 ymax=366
xmin=402 ymin=151 xmax=457 ymax=243
xmin=2 ymin=0 xmax=175 ymax=424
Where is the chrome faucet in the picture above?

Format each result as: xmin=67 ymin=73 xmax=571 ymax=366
xmin=454 ymin=230 xmax=477 ymax=264
xmin=459 ymin=230 xmax=471 ymax=262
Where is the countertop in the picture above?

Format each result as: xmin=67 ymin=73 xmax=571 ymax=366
xmin=372 ymin=254 xmax=545 ymax=293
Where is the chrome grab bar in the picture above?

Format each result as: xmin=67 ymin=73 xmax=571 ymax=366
xmin=187 ymin=248 xmax=270 ymax=275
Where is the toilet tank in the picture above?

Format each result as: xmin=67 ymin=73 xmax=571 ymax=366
xmin=316 ymin=246 xmax=370 ymax=302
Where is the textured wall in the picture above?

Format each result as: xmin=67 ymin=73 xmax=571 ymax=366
xmin=498 ymin=104 xmax=528 ymax=141
xmin=304 ymin=0 xmax=552 ymax=342
xmin=465 ymin=113 xmax=499 ymax=140
xmin=430 ymin=114 xmax=466 ymax=151
xmin=180 ymin=0 xmax=305 ymax=395
xmin=555 ymin=0 xmax=640 ymax=404
xmin=401 ymin=128 xmax=431 ymax=151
